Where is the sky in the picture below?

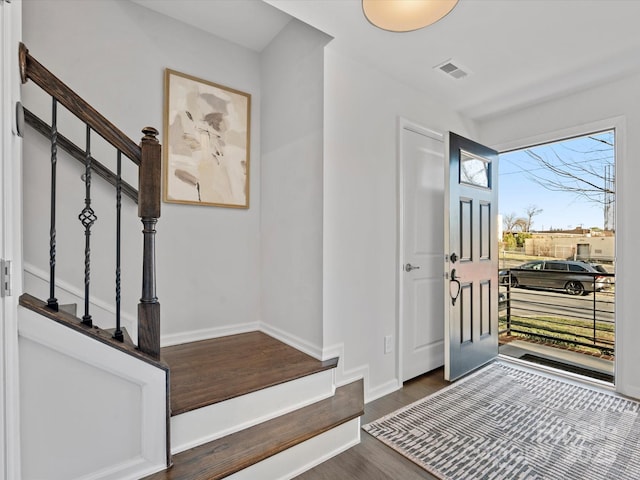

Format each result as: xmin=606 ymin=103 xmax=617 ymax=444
xmin=498 ymin=130 xmax=615 ymax=232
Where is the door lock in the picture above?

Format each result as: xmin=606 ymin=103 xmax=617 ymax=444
xmin=405 ymin=263 xmax=421 ymax=272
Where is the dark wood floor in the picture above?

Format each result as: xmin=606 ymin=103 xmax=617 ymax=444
xmin=295 ymin=367 xmax=449 ymax=479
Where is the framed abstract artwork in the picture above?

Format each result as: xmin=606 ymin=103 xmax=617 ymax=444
xmin=163 ymin=69 xmax=251 ymax=208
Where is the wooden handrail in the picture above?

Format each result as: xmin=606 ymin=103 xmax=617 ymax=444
xmin=20 ymin=43 xmax=162 ymax=360
xmin=19 ymin=42 xmax=141 ymax=165
xmin=23 ymin=107 xmax=139 ymax=203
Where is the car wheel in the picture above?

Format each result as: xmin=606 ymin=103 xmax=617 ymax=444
xmin=565 ymin=281 xmax=584 ymax=296
xmin=510 ymin=276 xmax=519 ymax=288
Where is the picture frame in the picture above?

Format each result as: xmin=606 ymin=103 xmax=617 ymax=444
xmin=163 ymin=69 xmax=251 ymax=208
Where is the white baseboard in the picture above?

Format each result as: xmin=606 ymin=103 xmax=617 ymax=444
xmin=367 ymin=378 xmax=402 ymax=403
xmin=322 ymin=342 xmax=399 ymax=403
xmin=322 ymin=343 xmax=367 ymax=387
xmin=160 ymin=321 xmax=260 ymax=347
xmin=75 ymin=456 xmax=157 ymax=480
xmin=259 ymin=322 xmax=323 ymax=359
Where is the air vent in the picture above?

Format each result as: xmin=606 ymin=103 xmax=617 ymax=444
xmin=434 ymin=59 xmax=470 ymax=80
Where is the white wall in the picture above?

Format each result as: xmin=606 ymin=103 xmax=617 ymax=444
xmin=260 ymin=19 xmax=331 ymax=356
xmin=322 ymin=49 xmax=471 ymax=400
xmin=18 ymin=307 xmax=167 ymax=480
xmin=477 ymin=73 xmax=640 ymax=399
xmin=22 ymin=0 xmax=262 ymax=343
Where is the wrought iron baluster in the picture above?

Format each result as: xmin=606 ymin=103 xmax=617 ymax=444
xmin=47 ymin=98 xmax=59 ymax=311
xmin=79 ymin=125 xmax=97 ymax=327
xmin=593 ymin=276 xmax=597 ymax=345
xmin=114 ymin=151 xmax=123 ymax=342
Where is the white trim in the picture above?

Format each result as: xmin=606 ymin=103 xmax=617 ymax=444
xmin=1 ymin=2 xmax=22 ymax=479
xmin=367 ymin=378 xmax=402 ymax=403
xmin=490 ymin=115 xmax=625 ymax=394
xmin=490 ymin=116 xmax=624 ymax=154
xmin=18 ymin=306 xmax=167 ymax=479
xmin=443 ymin=134 xmax=451 ymax=380
xmin=498 ymin=354 xmax=615 ymax=392
xmin=171 ymin=369 xmax=335 ymax=454
xmin=396 ymin=117 xmax=445 ymax=384
xmin=322 ymin=342 xmax=364 ymax=383
xmin=74 ymin=456 xmax=161 ymax=480
xmin=163 ymin=321 xmax=323 ymax=355
xmin=400 ymin=121 xmax=444 ymax=142
xmin=260 ymin=322 xmax=323 ymax=359
xmin=322 ymin=341 xmax=401 ymax=404
xmin=160 ymin=321 xmax=260 ymax=347
xmin=226 ymin=418 xmax=361 ymax=480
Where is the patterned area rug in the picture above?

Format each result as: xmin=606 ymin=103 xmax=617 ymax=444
xmin=363 ymin=362 xmax=640 ymax=479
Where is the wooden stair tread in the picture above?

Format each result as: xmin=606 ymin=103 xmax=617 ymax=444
xmin=162 ymin=332 xmax=338 ymax=416
xmin=143 ymin=379 xmax=364 ymax=480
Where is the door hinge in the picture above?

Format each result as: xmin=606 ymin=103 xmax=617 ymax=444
xmin=1 ymin=260 xmax=12 ymax=297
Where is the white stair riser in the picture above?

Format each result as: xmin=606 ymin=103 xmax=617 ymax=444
xmin=227 ymin=419 xmax=361 ymax=480
xmin=171 ymin=369 xmax=335 ymax=454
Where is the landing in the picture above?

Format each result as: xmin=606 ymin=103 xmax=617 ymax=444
xmin=162 ymin=332 xmax=337 ymax=416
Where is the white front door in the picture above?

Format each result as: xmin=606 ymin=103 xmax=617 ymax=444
xmin=444 ymin=132 xmax=499 ymax=381
xmin=400 ymin=121 xmax=445 ymax=382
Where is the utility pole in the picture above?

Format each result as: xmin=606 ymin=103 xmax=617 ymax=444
xmin=604 ymin=164 xmax=615 ymax=231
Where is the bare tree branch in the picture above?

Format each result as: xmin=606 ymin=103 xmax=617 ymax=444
xmin=522 ymin=146 xmax=614 ymax=206
xmin=524 ymin=204 xmax=542 ymax=232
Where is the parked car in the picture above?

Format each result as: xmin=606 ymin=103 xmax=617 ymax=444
xmin=590 ymin=263 xmax=613 ymax=286
xmin=590 ymin=263 xmax=609 ymax=274
xmin=499 ymin=260 xmax=609 ymax=296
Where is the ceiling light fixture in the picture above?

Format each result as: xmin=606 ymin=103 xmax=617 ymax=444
xmin=362 ymin=0 xmax=459 ymax=32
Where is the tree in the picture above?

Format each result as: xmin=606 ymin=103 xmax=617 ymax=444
xmin=521 ymin=132 xmax=614 ymax=205
xmin=524 ymin=204 xmax=542 ymax=232
xmin=503 ymin=212 xmax=527 ymax=233
xmin=514 ymin=217 xmax=528 ymax=232
xmin=503 ymin=213 xmax=518 ymax=233
xmin=502 ymin=233 xmax=517 ymax=250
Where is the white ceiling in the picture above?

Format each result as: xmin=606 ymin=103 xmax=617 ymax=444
xmin=130 ymin=0 xmax=292 ymax=51
xmin=132 ymin=0 xmax=640 ymax=121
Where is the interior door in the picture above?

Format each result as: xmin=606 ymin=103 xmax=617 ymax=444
xmin=444 ymin=132 xmax=499 ymax=381
xmin=401 ymin=123 xmax=445 ymax=382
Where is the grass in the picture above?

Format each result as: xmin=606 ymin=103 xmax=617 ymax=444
xmin=499 ymin=314 xmax=615 ymax=356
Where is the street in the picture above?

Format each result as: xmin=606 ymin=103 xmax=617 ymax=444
xmin=501 ymin=287 xmax=615 ymax=323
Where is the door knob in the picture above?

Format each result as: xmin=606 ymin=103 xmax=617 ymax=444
xmin=405 ymin=263 xmax=421 ymax=272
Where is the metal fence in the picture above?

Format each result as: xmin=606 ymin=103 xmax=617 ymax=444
xmin=499 ymin=269 xmax=615 ymax=355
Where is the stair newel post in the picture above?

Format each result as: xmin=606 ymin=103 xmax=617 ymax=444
xmin=138 ymin=127 xmax=161 ymax=359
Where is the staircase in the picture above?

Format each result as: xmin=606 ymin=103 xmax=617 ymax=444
xmin=20 ymin=293 xmax=363 ymax=479
xmin=18 ymin=44 xmax=364 ymax=479
xmin=145 ymin=332 xmax=363 ymax=479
